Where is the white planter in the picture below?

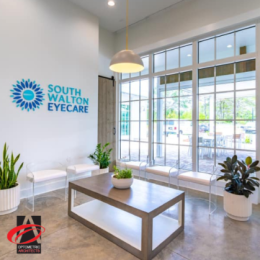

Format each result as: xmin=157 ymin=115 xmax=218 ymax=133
xmin=99 ymin=167 xmax=109 ymax=174
xmin=111 ymin=175 xmax=133 ymax=189
xmin=223 ymin=190 xmax=252 ymax=221
xmin=0 ymin=184 xmax=20 ymax=215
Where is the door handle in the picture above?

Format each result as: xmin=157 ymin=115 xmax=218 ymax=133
xmin=113 ymin=127 xmax=116 ymax=135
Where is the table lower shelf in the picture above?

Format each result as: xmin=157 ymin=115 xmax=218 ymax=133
xmin=71 ymin=199 xmax=181 ymax=250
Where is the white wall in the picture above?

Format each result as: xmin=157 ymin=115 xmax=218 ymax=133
xmin=99 ymin=27 xmax=115 ymax=78
xmin=115 ymin=0 xmax=260 ymax=54
xmin=0 ymin=0 xmax=99 ymax=197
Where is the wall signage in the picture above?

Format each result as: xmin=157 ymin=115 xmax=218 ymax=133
xmin=47 ymin=85 xmax=89 ymax=113
xmin=10 ymin=79 xmax=89 ymax=114
xmin=10 ymin=79 xmax=45 ymax=111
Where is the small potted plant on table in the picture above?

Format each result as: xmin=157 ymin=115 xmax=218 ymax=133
xmin=88 ymin=143 xmax=112 ymax=174
xmin=0 ymin=143 xmax=23 ymax=215
xmin=217 ymin=155 xmax=260 ymax=221
xmin=112 ymin=166 xmax=133 ymax=189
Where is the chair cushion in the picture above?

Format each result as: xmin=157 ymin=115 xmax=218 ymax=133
xmin=67 ymin=164 xmax=99 ymax=174
xmin=116 ymin=161 xmax=127 ymax=167
xmin=27 ymin=169 xmax=67 ymax=183
xmin=177 ymin=171 xmax=214 ymax=186
xmin=125 ymin=161 xmax=146 ymax=170
xmin=146 ymin=166 xmax=178 ymax=177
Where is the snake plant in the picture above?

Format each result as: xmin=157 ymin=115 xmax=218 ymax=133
xmin=0 ymin=143 xmax=23 ymax=190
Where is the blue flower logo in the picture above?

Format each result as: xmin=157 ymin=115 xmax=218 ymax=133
xmin=10 ymin=79 xmax=45 ymax=111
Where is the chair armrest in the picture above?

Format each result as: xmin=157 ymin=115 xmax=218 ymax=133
xmin=138 ymin=161 xmax=147 ymax=170
xmin=179 ymin=162 xmax=192 ymax=171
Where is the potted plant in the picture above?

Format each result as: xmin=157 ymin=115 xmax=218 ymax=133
xmin=88 ymin=143 xmax=112 ymax=174
xmin=0 ymin=143 xmax=23 ymax=215
xmin=217 ymin=155 xmax=260 ymax=221
xmin=111 ymin=166 xmax=133 ymax=189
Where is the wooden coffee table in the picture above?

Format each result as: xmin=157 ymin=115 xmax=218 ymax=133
xmin=68 ymin=173 xmax=185 ymax=260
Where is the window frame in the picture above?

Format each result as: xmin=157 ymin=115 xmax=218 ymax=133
xmin=117 ymin=25 xmax=258 ymax=173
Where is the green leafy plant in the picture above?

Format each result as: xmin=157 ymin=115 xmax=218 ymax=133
xmin=217 ymin=155 xmax=260 ymax=198
xmin=245 ymin=136 xmax=251 ymax=144
xmin=0 ymin=143 xmax=23 ymax=190
xmin=113 ymin=166 xmax=132 ymax=179
xmin=88 ymin=143 xmax=112 ymax=169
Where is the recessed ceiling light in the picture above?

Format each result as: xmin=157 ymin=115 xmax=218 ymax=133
xmin=187 ymin=54 xmax=191 ymax=57
xmin=108 ymin=0 xmax=115 ymax=6
xmin=227 ymin=45 xmax=232 ymax=48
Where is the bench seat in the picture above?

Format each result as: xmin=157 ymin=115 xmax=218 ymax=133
xmin=146 ymin=166 xmax=178 ymax=177
xmin=27 ymin=169 xmax=67 ymax=183
xmin=67 ymin=164 xmax=99 ymax=175
xmin=177 ymin=171 xmax=215 ymax=186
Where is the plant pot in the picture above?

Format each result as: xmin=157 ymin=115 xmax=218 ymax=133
xmin=111 ymin=175 xmax=133 ymax=189
xmin=223 ymin=190 xmax=252 ymax=221
xmin=0 ymin=183 xmax=20 ymax=215
xmin=99 ymin=167 xmax=109 ymax=174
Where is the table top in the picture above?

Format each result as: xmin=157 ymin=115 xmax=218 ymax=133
xmin=70 ymin=173 xmax=184 ymax=215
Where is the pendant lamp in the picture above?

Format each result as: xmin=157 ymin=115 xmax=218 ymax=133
xmin=109 ymin=0 xmax=144 ymax=73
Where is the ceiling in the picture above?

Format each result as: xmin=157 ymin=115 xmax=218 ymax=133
xmin=69 ymin=0 xmax=184 ymax=32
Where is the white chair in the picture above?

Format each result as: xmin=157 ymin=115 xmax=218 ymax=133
xmin=120 ymin=161 xmax=147 ymax=179
xmin=177 ymin=167 xmax=217 ymax=215
xmin=145 ymin=160 xmax=179 ymax=187
xmin=26 ymin=161 xmax=67 ymax=212
xmin=66 ymin=156 xmax=100 ymax=178
xmin=116 ymin=159 xmax=128 ymax=170
xmin=67 ymin=164 xmax=100 ymax=176
xmin=66 ymin=157 xmax=100 ymax=198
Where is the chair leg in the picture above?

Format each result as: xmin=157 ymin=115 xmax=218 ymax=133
xmin=32 ymin=182 xmax=35 ymax=212
xmin=65 ymin=175 xmax=68 ymax=201
xmin=168 ymin=175 xmax=170 ymax=187
xmin=177 ymin=179 xmax=179 ymax=190
xmin=209 ymin=185 xmax=211 ymax=215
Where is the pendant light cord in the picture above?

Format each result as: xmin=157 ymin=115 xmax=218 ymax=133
xmin=126 ymin=0 xmax=129 ymax=50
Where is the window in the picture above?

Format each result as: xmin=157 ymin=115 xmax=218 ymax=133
xmin=236 ymin=27 xmax=256 ymax=55
xmin=216 ymin=33 xmax=234 ymax=60
xmin=199 ymin=26 xmax=256 ymax=63
xmin=141 ymin=56 xmax=149 ymax=75
xmin=167 ymin=48 xmax=179 ymax=70
xmin=198 ymin=60 xmax=256 ymax=172
xmin=119 ymin=79 xmax=149 ymax=161
xmin=118 ymin=25 xmax=257 ymax=176
xmin=180 ymin=45 xmax=192 ymax=67
xmin=153 ymin=71 xmax=192 ymax=168
xmin=154 ymin=51 xmax=165 ymax=72
xmin=153 ymin=44 xmax=193 ymax=73
xmin=199 ymin=38 xmax=214 ymax=63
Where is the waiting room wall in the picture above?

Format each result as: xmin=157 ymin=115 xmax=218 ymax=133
xmin=0 ymin=0 xmax=99 ymax=197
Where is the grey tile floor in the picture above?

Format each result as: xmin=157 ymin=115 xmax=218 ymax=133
xmin=0 ymin=180 xmax=260 ymax=260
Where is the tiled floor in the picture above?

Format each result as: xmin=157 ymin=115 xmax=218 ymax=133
xmin=1 ymin=180 xmax=260 ymax=260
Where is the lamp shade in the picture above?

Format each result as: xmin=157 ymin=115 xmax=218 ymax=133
xmin=109 ymin=49 xmax=144 ymax=73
